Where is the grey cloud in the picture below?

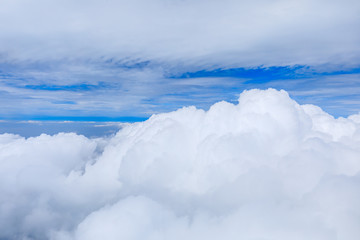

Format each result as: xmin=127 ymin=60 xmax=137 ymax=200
xmin=0 ymin=0 xmax=359 ymax=68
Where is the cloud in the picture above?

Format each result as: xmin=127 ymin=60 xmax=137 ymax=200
xmin=1 ymin=0 xmax=360 ymax=119
xmin=0 ymin=89 xmax=359 ymax=239
xmin=0 ymin=0 xmax=359 ymax=68
xmin=1 ymin=0 xmax=359 ymax=121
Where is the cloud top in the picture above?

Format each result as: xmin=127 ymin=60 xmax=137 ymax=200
xmin=0 ymin=89 xmax=360 ymax=240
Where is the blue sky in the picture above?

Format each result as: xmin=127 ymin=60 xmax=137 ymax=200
xmin=1 ymin=63 xmax=359 ymax=121
xmin=0 ymin=0 xmax=359 ymax=122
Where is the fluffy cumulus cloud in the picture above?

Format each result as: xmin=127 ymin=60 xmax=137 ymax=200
xmin=1 ymin=89 xmax=360 ymax=240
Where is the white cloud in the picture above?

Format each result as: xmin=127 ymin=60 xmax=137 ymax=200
xmin=0 ymin=0 xmax=359 ymax=68
xmin=0 ymin=89 xmax=360 ymax=239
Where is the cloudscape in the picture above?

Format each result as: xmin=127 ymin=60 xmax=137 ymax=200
xmin=1 ymin=89 xmax=360 ymax=240
xmin=0 ymin=0 xmax=359 ymax=240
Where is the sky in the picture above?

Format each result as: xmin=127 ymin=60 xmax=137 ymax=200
xmin=1 ymin=1 xmax=360 ymax=240
xmin=0 ymin=0 xmax=360 ymax=124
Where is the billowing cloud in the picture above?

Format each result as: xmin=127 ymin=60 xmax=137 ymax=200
xmin=1 ymin=89 xmax=360 ymax=240
xmin=0 ymin=0 xmax=359 ymax=68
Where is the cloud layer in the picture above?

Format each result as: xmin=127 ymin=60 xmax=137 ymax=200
xmin=1 ymin=89 xmax=360 ymax=240
xmin=1 ymin=0 xmax=359 ymax=120
xmin=1 ymin=0 xmax=359 ymax=68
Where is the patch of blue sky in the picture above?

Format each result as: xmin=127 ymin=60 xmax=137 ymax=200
xmin=51 ymin=100 xmax=77 ymax=105
xmin=23 ymin=82 xmax=109 ymax=91
xmin=173 ymin=66 xmax=306 ymax=81
xmin=0 ymin=115 xmax=147 ymax=122
xmin=39 ymin=116 xmax=148 ymax=122
xmin=173 ymin=65 xmax=360 ymax=82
